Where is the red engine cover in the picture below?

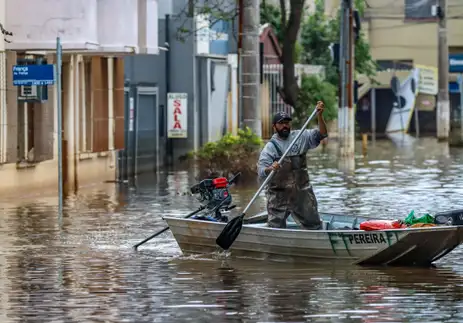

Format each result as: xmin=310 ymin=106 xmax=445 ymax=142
xmin=212 ymin=177 xmax=228 ymax=188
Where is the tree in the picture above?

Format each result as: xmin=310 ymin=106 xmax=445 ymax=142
xmin=260 ymin=2 xmax=283 ymax=45
xmin=260 ymin=2 xmax=303 ymax=64
xmin=0 ymin=23 xmax=12 ymax=43
xmin=300 ymin=0 xmax=377 ymax=86
xmin=274 ymin=0 xmax=377 ymax=124
xmin=273 ymin=1 xmax=307 ymax=108
xmin=259 ymin=1 xmax=339 ymax=120
xmin=177 ymin=0 xmax=376 ymax=126
xmin=175 ymin=0 xmax=239 ymax=42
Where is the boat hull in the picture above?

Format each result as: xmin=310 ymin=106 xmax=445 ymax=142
xmin=163 ymin=215 xmax=463 ymax=267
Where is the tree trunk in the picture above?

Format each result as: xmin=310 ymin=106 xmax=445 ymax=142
xmin=277 ymin=0 xmax=305 ymax=108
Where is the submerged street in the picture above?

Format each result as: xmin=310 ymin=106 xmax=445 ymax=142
xmin=0 ymin=138 xmax=462 ymax=322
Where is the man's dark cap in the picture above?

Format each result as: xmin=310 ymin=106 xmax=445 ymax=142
xmin=272 ymin=111 xmax=292 ymax=124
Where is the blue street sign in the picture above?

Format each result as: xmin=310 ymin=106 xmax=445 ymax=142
xmin=449 ymin=54 xmax=463 ymax=73
xmin=449 ymin=82 xmax=459 ymax=93
xmin=12 ymin=64 xmax=55 ymax=86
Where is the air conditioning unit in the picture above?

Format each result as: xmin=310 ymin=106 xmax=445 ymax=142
xmin=20 ymin=85 xmax=37 ymax=97
xmin=18 ymin=85 xmax=43 ymax=102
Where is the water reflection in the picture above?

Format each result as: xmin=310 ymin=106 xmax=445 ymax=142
xmin=168 ymin=259 xmax=463 ymax=322
xmin=0 ymin=138 xmax=462 ymax=322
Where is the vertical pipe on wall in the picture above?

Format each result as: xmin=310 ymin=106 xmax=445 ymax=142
xmin=23 ymin=102 xmax=28 ymax=159
xmin=192 ymin=14 xmax=199 ymax=152
xmin=165 ymin=14 xmax=173 ymax=166
xmin=238 ymin=0 xmax=243 ymax=128
xmin=56 ymin=37 xmax=63 ymax=216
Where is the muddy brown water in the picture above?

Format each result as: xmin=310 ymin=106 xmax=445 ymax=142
xmin=0 ymin=138 xmax=462 ymax=322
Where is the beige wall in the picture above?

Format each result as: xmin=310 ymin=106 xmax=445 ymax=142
xmin=365 ymin=0 xmax=463 ymax=67
xmin=324 ymin=0 xmax=463 ymax=68
xmin=0 ymin=52 xmax=124 ymax=200
xmin=0 ymin=157 xmax=114 ymax=201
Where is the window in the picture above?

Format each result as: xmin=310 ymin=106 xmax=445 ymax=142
xmin=404 ymin=0 xmax=436 ymax=21
xmin=79 ymin=56 xmax=124 ymax=154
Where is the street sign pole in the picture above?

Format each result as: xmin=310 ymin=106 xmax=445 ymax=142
xmin=56 ymin=37 xmax=63 ymax=217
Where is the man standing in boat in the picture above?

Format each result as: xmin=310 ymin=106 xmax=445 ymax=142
xmin=257 ymin=101 xmax=328 ymax=230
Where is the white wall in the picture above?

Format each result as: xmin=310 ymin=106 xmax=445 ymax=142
xmin=5 ymin=0 xmax=158 ymax=53
xmin=0 ymin=0 xmax=5 ymax=51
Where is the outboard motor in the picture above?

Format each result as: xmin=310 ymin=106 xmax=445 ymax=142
xmin=189 ymin=173 xmax=240 ymax=222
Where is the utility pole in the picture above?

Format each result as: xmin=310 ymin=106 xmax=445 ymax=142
xmin=240 ymin=0 xmax=261 ymax=136
xmin=436 ymin=0 xmax=450 ymax=141
xmin=338 ymin=0 xmax=355 ymax=157
xmin=238 ymin=0 xmax=243 ymax=129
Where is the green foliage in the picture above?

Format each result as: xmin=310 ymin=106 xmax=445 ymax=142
xmin=187 ymin=127 xmax=264 ymax=178
xmin=259 ymin=0 xmax=376 ymax=123
xmin=293 ymin=74 xmax=338 ymax=127
xmin=294 ymin=41 xmax=303 ymax=63
xmin=300 ymin=0 xmax=378 ymax=86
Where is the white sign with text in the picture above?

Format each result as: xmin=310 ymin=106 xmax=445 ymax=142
xmin=167 ymin=92 xmax=188 ymax=138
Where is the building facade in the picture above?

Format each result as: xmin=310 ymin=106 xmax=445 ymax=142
xmin=116 ymin=0 xmax=327 ymax=182
xmin=324 ymin=0 xmax=463 ymax=136
xmin=119 ymin=0 xmax=238 ymax=181
xmin=1 ymin=0 xmax=159 ymax=199
xmin=362 ymin=0 xmax=463 ymax=136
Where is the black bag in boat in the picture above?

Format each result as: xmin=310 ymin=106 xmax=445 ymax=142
xmin=434 ymin=209 xmax=463 ymax=225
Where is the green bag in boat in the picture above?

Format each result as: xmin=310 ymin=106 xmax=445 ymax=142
xmin=404 ymin=210 xmax=435 ymax=226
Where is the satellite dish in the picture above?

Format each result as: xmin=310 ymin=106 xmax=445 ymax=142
xmin=390 ymin=76 xmax=400 ymax=95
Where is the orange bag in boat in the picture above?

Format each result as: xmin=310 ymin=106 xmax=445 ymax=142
xmin=359 ymin=219 xmax=406 ymax=231
xmin=410 ymin=223 xmax=436 ymax=228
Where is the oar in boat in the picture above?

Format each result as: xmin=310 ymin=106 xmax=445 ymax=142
xmin=133 ymin=205 xmax=206 ymax=250
xmin=215 ymin=108 xmax=319 ymax=251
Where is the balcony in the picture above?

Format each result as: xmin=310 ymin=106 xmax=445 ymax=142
xmin=5 ymin=0 xmax=159 ymax=54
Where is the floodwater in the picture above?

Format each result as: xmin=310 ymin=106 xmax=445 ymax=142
xmin=1 ymin=138 xmax=463 ymax=322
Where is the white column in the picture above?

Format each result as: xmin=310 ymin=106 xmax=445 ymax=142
xmin=107 ymin=57 xmax=115 ymax=168
xmin=23 ymin=102 xmax=28 ymax=159
xmin=0 ymin=52 xmax=6 ymax=163
xmin=53 ymin=54 xmax=59 ymax=160
xmin=108 ymin=57 xmax=114 ymax=151
xmin=66 ymin=55 xmax=75 ymax=168
xmin=80 ymin=58 xmax=87 ymax=151
xmin=74 ymin=55 xmax=81 ymax=155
